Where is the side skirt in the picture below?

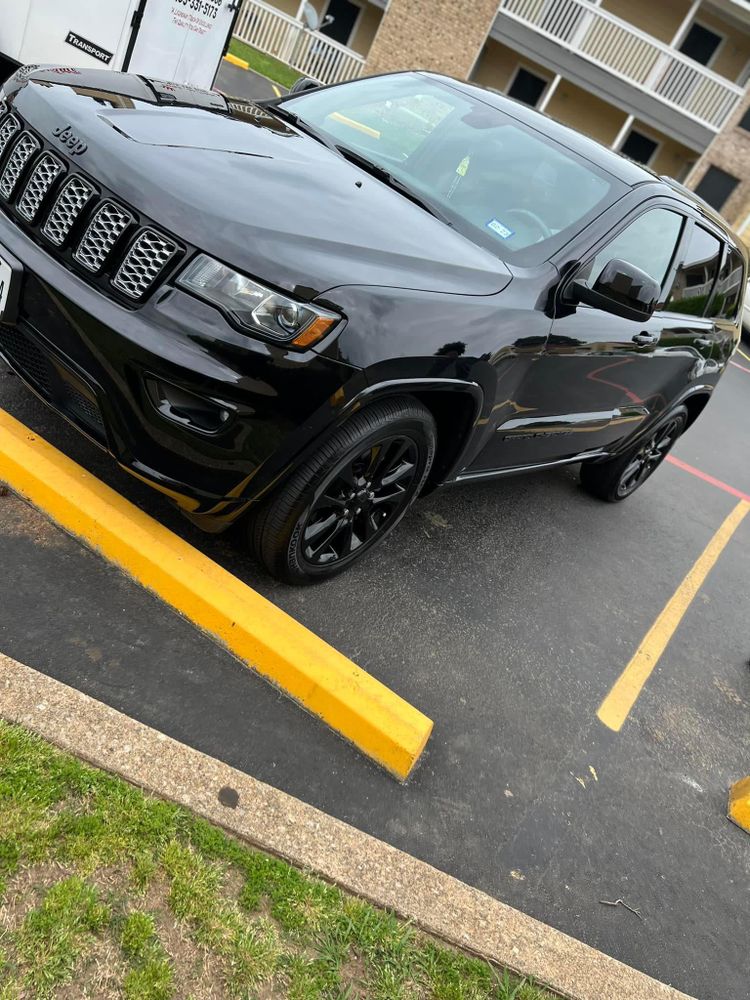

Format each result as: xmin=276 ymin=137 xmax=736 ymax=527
xmin=449 ymin=449 xmax=609 ymax=485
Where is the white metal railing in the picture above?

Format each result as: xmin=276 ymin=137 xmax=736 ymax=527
xmin=233 ymin=0 xmax=366 ymax=86
xmin=498 ymin=0 xmax=745 ymax=131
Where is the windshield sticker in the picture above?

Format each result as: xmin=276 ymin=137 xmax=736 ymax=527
xmin=486 ymin=218 xmax=515 ymax=239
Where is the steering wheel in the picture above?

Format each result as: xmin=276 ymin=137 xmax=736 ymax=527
xmin=502 ymin=208 xmax=552 ymax=241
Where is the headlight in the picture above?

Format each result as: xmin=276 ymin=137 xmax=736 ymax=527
xmin=177 ymin=254 xmax=340 ymax=348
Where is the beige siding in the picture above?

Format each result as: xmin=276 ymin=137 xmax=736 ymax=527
xmin=349 ymin=2 xmax=382 ymax=56
xmin=471 ymin=39 xmax=551 ymax=93
xmin=266 ymin=0 xmax=299 ymax=16
xmin=625 ymin=124 xmax=696 ymax=181
xmin=545 ymin=81 xmax=627 ymax=145
xmin=599 ymin=0 xmax=690 ymax=44
xmin=694 ymin=10 xmax=750 ymax=82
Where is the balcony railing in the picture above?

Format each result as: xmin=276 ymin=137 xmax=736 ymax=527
xmin=498 ymin=0 xmax=745 ymax=131
xmin=233 ymin=0 xmax=366 ymax=87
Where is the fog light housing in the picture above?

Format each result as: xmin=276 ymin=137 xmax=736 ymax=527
xmin=145 ymin=377 xmax=234 ymax=434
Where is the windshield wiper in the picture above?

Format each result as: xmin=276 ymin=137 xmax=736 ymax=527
xmin=267 ymin=104 xmax=336 ymax=149
xmin=334 ymin=145 xmax=452 ymax=225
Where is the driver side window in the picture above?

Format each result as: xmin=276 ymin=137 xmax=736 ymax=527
xmin=590 ymin=209 xmax=684 ymax=294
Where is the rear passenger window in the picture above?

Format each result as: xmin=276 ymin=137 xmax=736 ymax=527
xmin=664 ymin=224 xmax=722 ymax=315
xmin=712 ymin=246 xmax=744 ymax=320
xmin=591 ymin=209 xmax=683 ymax=289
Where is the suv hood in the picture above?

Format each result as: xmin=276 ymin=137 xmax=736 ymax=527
xmin=6 ymin=69 xmax=511 ymax=299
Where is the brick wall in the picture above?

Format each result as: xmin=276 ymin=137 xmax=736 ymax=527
xmin=686 ymin=90 xmax=750 ymax=232
xmin=363 ymin=0 xmax=499 ymax=79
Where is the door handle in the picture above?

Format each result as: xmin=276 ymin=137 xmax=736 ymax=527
xmin=632 ymin=331 xmax=658 ymax=346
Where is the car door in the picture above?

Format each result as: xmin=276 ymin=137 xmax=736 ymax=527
xmin=709 ymin=241 xmax=746 ymax=367
xmin=489 ymin=204 xmax=722 ymax=469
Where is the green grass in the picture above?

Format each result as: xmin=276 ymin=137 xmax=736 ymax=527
xmin=228 ymin=37 xmax=302 ymax=90
xmin=0 ymin=722 xmax=557 ymax=999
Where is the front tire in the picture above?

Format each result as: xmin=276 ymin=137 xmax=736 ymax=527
xmin=250 ymin=396 xmax=436 ymax=584
xmin=580 ymin=405 xmax=688 ymax=502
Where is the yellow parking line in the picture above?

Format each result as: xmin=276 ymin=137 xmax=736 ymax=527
xmin=737 ymin=346 xmax=750 ymax=364
xmin=0 ymin=408 xmax=433 ymax=780
xmin=597 ymin=499 xmax=749 ymax=732
xmin=272 ymin=84 xmax=282 ymax=98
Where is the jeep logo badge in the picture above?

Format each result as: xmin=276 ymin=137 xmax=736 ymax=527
xmin=52 ymin=124 xmax=87 ymax=156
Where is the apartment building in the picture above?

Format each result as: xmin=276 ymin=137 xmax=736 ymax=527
xmin=234 ymin=0 xmax=750 ymax=233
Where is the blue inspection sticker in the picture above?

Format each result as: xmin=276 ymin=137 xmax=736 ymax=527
xmin=486 ymin=218 xmax=515 ymax=239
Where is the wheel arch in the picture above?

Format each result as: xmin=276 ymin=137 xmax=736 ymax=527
xmin=681 ymin=390 xmax=712 ymax=429
xmin=343 ymin=378 xmax=484 ymax=493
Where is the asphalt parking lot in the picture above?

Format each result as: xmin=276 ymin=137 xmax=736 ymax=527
xmin=1 ymin=348 xmax=749 ymax=1000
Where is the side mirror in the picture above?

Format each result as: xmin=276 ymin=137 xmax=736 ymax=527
xmin=289 ymin=77 xmax=320 ymax=95
xmin=570 ymin=258 xmax=660 ymax=323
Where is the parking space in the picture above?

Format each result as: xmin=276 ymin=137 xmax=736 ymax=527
xmin=1 ymin=355 xmax=749 ymax=1000
xmin=213 ymin=60 xmax=285 ymax=102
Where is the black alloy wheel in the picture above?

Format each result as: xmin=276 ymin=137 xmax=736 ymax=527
xmin=580 ymin=405 xmax=688 ymax=502
xmin=301 ymin=435 xmax=420 ymax=567
xmin=250 ymin=396 xmax=436 ymax=584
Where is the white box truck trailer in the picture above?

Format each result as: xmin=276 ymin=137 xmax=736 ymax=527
xmin=0 ymin=0 xmax=241 ymax=89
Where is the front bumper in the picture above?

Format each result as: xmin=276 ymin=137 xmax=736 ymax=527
xmin=0 ymin=212 xmax=363 ymax=519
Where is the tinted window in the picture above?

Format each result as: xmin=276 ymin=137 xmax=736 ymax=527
xmin=665 ymin=224 xmax=722 ymax=315
xmin=591 ymin=209 xmax=683 ymax=288
xmin=694 ymin=166 xmax=739 ymax=211
xmin=284 ymin=74 xmax=620 ymax=260
xmin=508 ymin=68 xmax=547 ymax=107
xmin=712 ymin=246 xmax=744 ymax=320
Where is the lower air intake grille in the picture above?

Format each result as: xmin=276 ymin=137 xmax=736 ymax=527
xmin=42 ymin=175 xmax=96 ymax=246
xmin=0 ymin=325 xmax=53 ymax=395
xmin=74 ymin=200 xmax=132 ymax=273
xmin=113 ymin=229 xmax=178 ymax=299
xmin=0 ymin=131 xmax=40 ymax=200
xmin=17 ymin=152 xmax=65 ymax=222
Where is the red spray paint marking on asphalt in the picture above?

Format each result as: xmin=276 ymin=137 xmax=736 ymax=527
xmin=730 ymin=360 xmax=750 ymax=374
xmin=666 ymin=455 xmax=750 ymax=504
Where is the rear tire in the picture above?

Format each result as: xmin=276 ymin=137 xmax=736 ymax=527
xmin=580 ymin=405 xmax=688 ymax=503
xmin=249 ymin=396 xmax=436 ymax=584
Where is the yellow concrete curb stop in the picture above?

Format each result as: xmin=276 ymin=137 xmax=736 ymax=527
xmin=0 ymin=408 xmax=433 ymax=780
xmin=728 ymin=776 xmax=750 ymax=833
xmin=224 ymin=53 xmax=250 ymax=70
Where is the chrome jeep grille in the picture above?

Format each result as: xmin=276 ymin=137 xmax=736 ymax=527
xmin=0 ymin=131 xmax=40 ymax=199
xmin=42 ymin=175 xmax=96 ymax=246
xmin=113 ymin=229 xmax=178 ymax=299
xmin=0 ymin=114 xmax=20 ymax=158
xmin=0 ymin=108 xmax=182 ymax=301
xmin=74 ymin=201 xmax=133 ymax=273
xmin=17 ymin=152 xmax=65 ymax=222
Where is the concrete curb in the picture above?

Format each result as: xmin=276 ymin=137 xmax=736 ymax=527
xmin=0 ymin=654 xmax=694 ymax=1000
xmin=224 ymin=53 xmax=250 ymax=70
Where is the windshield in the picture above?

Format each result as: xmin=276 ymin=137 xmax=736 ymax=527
xmin=281 ymin=74 xmax=623 ymax=262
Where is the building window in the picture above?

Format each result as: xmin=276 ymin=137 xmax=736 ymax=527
xmin=619 ymin=129 xmax=659 ymax=165
xmin=738 ymin=106 xmax=750 ymax=132
xmin=694 ymin=165 xmax=740 ymax=211
xmin=679 ymin=23 xmax=723 ymax=67
xmin=319 ymin=0 xmax=361 ymax=47
xmin=507 ymin=67 xmax=548 ymax=108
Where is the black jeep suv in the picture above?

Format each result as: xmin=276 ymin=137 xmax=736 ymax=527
xmin=0 ymin=67 xmax=744 ymax=582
